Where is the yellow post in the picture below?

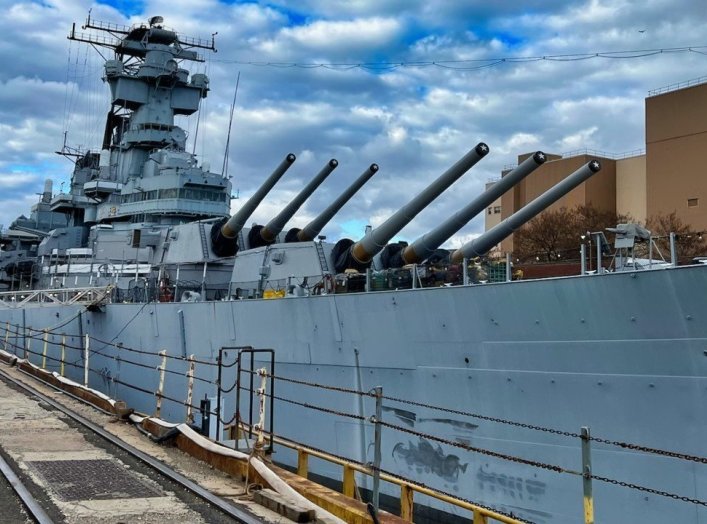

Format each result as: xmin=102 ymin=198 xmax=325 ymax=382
xmin=297 ymin=449 xmax=309 ymax=478
xmin=342 ymin=464 xmax=356 ymax=498
xmin=473 ymin=510 xmax=489 ymax=524
xmin=581 ymin=427 xmax=594 ymax=524
xmin=42 ymin=329 xmax=48 ymax=369
xmin=60 ymin=335 xmax=66 ymax=377
xmin=400 ymin=484 xmax=414 ymax=521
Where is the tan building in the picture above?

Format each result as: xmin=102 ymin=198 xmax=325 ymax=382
xmin=495 ymin=78 xmax=707 ymax=254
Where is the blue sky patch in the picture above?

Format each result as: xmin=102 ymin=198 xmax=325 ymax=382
xmin=96 ymin=0 xmax=144 ymax=17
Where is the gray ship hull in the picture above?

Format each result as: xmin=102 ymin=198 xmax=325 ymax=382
xmin=1 ymin=265 xmax=706 ymax=523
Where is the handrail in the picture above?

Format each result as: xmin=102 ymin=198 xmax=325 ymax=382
xmin=253 ymin=428 xmax=524 ymax=524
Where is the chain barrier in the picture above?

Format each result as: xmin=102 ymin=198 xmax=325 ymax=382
xmin=244 ymin=367 xmax=707 ymax=466
xmin=591 ymin=474 xmax=707 ymax=507
xmin=248 ymin=386 xmax=367 ymax=422
xmin=377 ymin=420 xmax=575 ymax=475
xmin=0 ymin=321 xmax=219 ymax=366
xmin=245 ymin=368 xmax=375 ymax=398
xmin=587 ymin=436 xmax=707 ymax=465
xmin=1 ymin=322 xmax=217 ymax=385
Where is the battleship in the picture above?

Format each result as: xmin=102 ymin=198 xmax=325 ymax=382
xmin=0 ymin=14 xmax=706 ymax=524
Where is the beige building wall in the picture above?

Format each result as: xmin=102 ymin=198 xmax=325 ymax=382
xmin=489 ymin=78 xmax=707 ymax=255
xmin=484 ymin=181 xmax=503 ymax=230
xmin=500 ymin=154 xmax=616 ymax=253
xmin=615 ymin=155 xmax=646 ymax=223
xmin=483 ymin=181 xmax=503 ymax=256
xmin=646 ymin=83 xmax=707 ymax=231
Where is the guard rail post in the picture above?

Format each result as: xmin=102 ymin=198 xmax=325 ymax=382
xmin=186 ymin=354 xmax=196 ymax=423
xmin=371 ymin=386 xmax=383 ymax=513
xmin=581 ymin=426 xmax=594 ymax=524
xmin=83 ymin=333 xmax=90 ymax=387
xmin=41 ymin=329 xmax=48 ymax=369
xmin=25 ymin=327 xmax=31 ymax=360
xmin=155 ymin=350 xmax=167 ymax=417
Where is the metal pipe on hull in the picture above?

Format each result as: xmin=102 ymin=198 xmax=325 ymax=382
xmin=249 ymin=159 xmax=338 ymax=248
xmin=289 ymin=163 xmax=379 ymax=242
xmin=451 ymin=159 xmax=602 ymax=263
xmin=332 ymin=142 xmax=489 ymax=273
xmin=385 ymin=151 xmax=547 ymax=268
xmin=210 ymin=153 xmax=296 ymax=257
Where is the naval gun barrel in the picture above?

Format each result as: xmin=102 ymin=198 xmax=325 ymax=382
xmin=248 ymin=159 xmax=339 ymax=248
xmin=332 ymin=142 xmax=489 ymax=273
xmin=451 ymin=159 xmax=602 ymax=263
xmin=210 ymin=153 xmax=296 ymax=257
xmin=288 ymin=163 xmax=379 ymax=242
xmin=384 ymin=151 xmax=547 ymax=268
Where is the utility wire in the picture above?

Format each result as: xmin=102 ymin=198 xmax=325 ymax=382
xmin=212 ymin=45 xmax=707 ymax=71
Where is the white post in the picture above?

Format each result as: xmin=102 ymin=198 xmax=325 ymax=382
xmin=186 ymin=354 xmax=196 ymax=423
xmin=254 ymin=367 xmax=268 ymax=453
xmin=506 ymin=252 xmax=512 ymax=282
xmin=42 ymin=329 xmax=48 ymax=369
xmin=670 ymin=232 xmax=678 ymax=267
xmin=155 ymin=350 xmax=167 ymax=418
xmin=83 ymin=333 xmax=90 ymax=387
xmin=462 ymin=257 xmax=469 ymax=285
xmin=595 ymin=234 xmax=603 ymax=275
xmin=25 ymin=328 xmax=31 ymax=360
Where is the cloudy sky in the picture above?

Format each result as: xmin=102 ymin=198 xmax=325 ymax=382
xmin=1 ymin=0 xmax=706 ymax=246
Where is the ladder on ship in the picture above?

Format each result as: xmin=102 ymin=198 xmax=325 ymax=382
xmin=315 ymin=242 xmax=329 ymax=273
xmin=198 ymin=223 xmax=210 ymax=260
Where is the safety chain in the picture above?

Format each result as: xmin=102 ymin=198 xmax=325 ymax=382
xmin=591 ymin=474 xmax=707 ymax=507
xmin=381 ymin=393 xmax=707 ymax=465
xmin=7 ymin=322 xmax=707 ymax=465
xmin=587 ymin=437 xmax=707 ymax=464
xmin=377 ymin=420 xmax=575 ymax=475
xmin=249 ymin=387 xmax=367 ymax=422
xmin=250 ymin=369 xmax=375 ymax=398
xmin=0 ymin=321 xmax=218 ymax=366
xmin=112 ymin=377 xmax=215 ymax=416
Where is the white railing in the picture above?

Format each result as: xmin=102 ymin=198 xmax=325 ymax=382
xmin=0 ymin=286 xmax=114 ymax=308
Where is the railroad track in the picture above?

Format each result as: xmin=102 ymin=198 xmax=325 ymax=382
xmin=0 ymin=368 xmax=264 ymax=524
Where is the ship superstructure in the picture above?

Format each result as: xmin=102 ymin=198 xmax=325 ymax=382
xmin=33 ymin=15 xmax=231 ymax=291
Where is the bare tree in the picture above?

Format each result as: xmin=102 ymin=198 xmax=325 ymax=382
xmin=645 ymin=211 xmax=706 ymax=262
xmin=513 ymin=204 xmax=629 ymax=262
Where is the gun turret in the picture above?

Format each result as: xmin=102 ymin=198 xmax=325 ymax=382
xmin=287 ymin=163 xmax=379 ymax=242
xmin=451 ymin=159 xmax=602 ymax=263
xmin=248 ymin=159 xmax=339 ymax=248
xmin=331 ymin=143 xmax=489 ymax=273
xmin=382 ymin=151 xmax=547 ymax=268
xmin=210 ymin=153 xmax=296 ymax=257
